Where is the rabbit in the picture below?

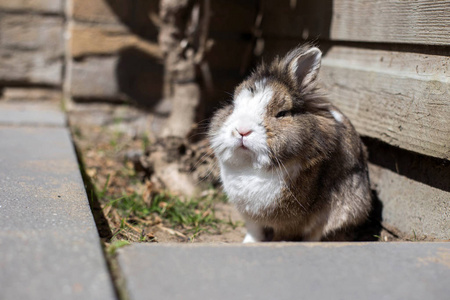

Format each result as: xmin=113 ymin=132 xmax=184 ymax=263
xmin=209 ymin=45 xmax=372 ymax=242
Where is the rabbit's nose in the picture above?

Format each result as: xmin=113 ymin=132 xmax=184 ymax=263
xmin=237 ymin=128 xmax=253 ymax=137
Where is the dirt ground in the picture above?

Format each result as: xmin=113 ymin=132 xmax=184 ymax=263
xmin=69 ymin=103 xmax=429 ymax=246
xmin=69 ymin=103 xmax=245 ymax=245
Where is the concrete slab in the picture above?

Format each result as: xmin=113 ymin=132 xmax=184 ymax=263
xmin=118 ymin=243 xmax=450 ymax=300
xmin=0 ymin=102 xmax=66 ymax=127
xmin=0 ymin=127 xmax=116 ymax=300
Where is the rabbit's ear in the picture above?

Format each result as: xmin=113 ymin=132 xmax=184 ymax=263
xmin=288 ymin=47 xmax=322 ymax=89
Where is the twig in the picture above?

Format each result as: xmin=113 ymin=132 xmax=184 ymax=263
xmin=156 ymin=224 xmax=188 ymax=239
xmin=103 ymin=205 xmax=112 ymax=217
xmin=125 ymin=221 xmax=142 ymax=234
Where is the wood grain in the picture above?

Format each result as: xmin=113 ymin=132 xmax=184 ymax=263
xmin=369 ymin=163 xmax=450 ymax=240
xmin=0 ymin=13 xmax=63 ymax=85
xmin=320 ymin=46 xmax=450 ymax=160
xmin=262 ymin=0 xmax=450 ymax=46
xmin=331 ymin=0 xmax=450 ymax=45
xmin=0 ymin=0 xmax=63 ymax=13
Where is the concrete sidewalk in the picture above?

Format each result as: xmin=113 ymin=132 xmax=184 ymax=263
xmin=0 ymin=102 xmax=116 ymax=300
xmin=117 ymin=242 xmax=450 ymax=300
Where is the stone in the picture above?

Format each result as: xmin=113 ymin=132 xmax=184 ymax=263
xmin=0 ymin=101 xmax=66 ymax=127
xmin=0 ymin=125 xmax=116 ymax=300
xmin=117 ymin=243 xmax=450 ymax=300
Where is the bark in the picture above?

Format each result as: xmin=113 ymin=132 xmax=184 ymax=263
xmin=158 ymin=0 xmax=208 ymax=138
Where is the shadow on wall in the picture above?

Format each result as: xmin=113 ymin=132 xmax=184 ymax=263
xmin=261 ymin=0 xmax=333 ymax=59
xmin=105 ymin=0 xmax=159 ymax=41
xmin=102 ymin=0 xmax=162 ymax=109
xmin=363 ymin=137 xmax=450 ymax=193
xmin=102 ymin=0 xmax=336 ymax=112
xmin=116 ymin=47 xmax=163 ymax=109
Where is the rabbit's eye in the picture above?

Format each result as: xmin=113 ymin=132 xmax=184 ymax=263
xmin=249 ymin=86 xmax=255 ymax=93
xmin=275 ymin=110 xmax=289 ymax=118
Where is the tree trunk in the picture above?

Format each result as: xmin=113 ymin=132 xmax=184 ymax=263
xmin=158 ymin=0 xmax=202 ymax=138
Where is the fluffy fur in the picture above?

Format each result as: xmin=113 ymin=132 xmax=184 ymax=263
xmin=209 ymin=45 xmax=372 ymax=242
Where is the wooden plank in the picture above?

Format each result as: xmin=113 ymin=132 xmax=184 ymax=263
xmin=71 ymin=55 xmax=163 ymax=105
xmin=72 ymin=0 xmax=157 ymax=24
xmin=369 ymin=163 xmax=450 ymax=240
xmin=207 ymin=39 xmax=250 ymax=71
xmin=72 ymin=0 xmax=123 ymax=23
xmin=0 ymin=13 xmax=63 ymax=85
xmin=70 ymin=56 xmax=119 ymax=100
xmin=263 ymin=39 xmax=306 ymax=61
xmin=72 ymin=0 xmax=256 ymax=36
xmin=320 ymin=46 xmax=450 ymax=160
xmin=210 ymin=0 xmax=257 ymax=34
xmin=71 ymin=23 xmax=161 ymax=58
xmin=0 ymin=48 xmax=62 ymax=85
xmin=0 ymin=88 xmax=62 ymax=102
xmin=0 ymin=13 xmax=63 ymax=55
xmin=72 ymin=0 xmax=158 ymax=40
xmin=0 ymin=0 xmax=63 ymax=13
xmin=331 ymin=0 xmax=450 ymax=45
xmin=262 ymin=0 xmax=450 ymax=46
xmin=261 ymin=0 xmax=331 ymax=40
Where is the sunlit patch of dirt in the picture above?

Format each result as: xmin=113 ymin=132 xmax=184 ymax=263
xmin=69 ymin=105 xmax=245 ymax=246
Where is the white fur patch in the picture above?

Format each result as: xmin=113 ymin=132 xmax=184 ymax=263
xmin=242 ymin=219 xmax=264 ymax=243
xmin=233 ymin=80 xmax=272 ymax=125
xmin=243 ymin=234 xmax=257 ymax=243
xmin=210 ymin=79 xmax=273 ymax=169
xmin=220 ymin=162 xmax=285 ymax=217
xmin=331 ymin=110 xmax=344 ymax=123
xmin=210 ymin=78 xmax=293 ymax=217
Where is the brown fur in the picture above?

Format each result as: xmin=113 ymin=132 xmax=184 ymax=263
xmin=210 ymin=45 xmax=372 ymax=241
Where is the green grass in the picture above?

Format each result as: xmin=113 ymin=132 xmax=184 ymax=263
xmin=72 ymin=126 xmax=83 ymax=139
xmin=72 ymin=117 xmax=239 ymax=244
xmin=107 ymin=240 xmax=130 ymax=255
xmin=95 ymin=176 xmax=225 ymax=238
xmin=109 ymin=131 xmax=124 ymax=150
xmin=108 ymin=192 xmax=220 ymax=234
xmin=97 ymin=174 xmax=111 ymax=199
xmin=141 ymin=132 xmax=151 ymax=152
